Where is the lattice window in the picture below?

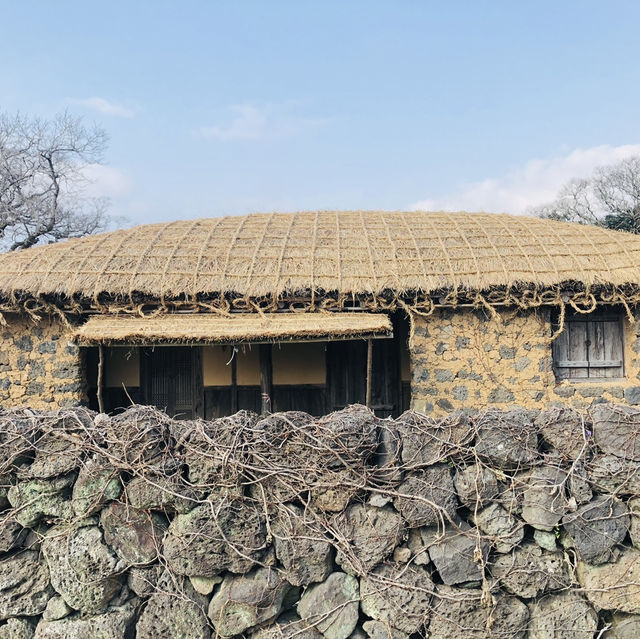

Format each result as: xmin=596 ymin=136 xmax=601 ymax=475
xmin=553 ymin=310 xmax=624 ymax=380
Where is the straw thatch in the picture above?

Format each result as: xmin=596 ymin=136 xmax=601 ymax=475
xmin=73 ymin=312 xmax=393 ymax=345
xmin=2 ymin=210 xmax=640 ymax=305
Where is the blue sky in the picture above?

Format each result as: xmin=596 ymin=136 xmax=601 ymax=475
xmin=2 ymin=1 xmax=640 ymax=225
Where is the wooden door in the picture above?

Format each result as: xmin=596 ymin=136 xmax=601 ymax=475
xmin=142 ymin=346 xmax=203 ymax=419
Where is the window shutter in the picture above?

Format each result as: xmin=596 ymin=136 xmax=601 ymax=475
xmin=588 ymin=319 xmax=623 ymax=378
xmin=554 ymin=320 xmax=589 ymax=379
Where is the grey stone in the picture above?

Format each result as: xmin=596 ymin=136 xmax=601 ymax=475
xmin=14 ymin=337 xmax=32 ymax=352
xmin=436 ymin=399 xmax=454 ymax=411
xmin=360 ymin=562 xmax=433 ymax=634
xmin=396 ymin=411 xmax=472 ymax=467
xmin=491 ymin=543 xmax=569 ymax=598
xmin=37 ymin=342 xmax=57 ymax=354
xmin=8 ymin=476 xmax=74 ymax=528
xmin=607 ymin=612 xmax=640 ymax=638
xmin=562 ymin=496 xmax=630 ymax=563
xmin=310 ymin=469 xmax=361 ymax=513
xmin=553 ymin=385 xmax=576 ymax=398
xmin=189 ymin=575 xmax=222 ymax=595
xmin=428 ymin=586 xmax=529 ymax=639
xmin=100 ymin=502 xmax=165 ymax=565
xmin=473 ymin=503 xmax=523 ymax=553
xmin=334 ymin=504 xmax=401 ymax=575
xmin=42 ymin=525 xmax=122 ymax=615
xmin=361 ymin=621 xmax=408 ymax=639
xmin=71 ymin=459 xmax=122 ymax=516
xmin=498 ymin=345 xmax=517 ymax=360
xmin=52 ymin=364 xmax=78 ymax=379
xmin=629 ymin=497 xmax=640 ymax=550
xmin=625 ymin=387 xmax=640 ymax=405
xmin=0 ymin=512 xmax=27 ymax=553
xmin=567 ymin=462 xmax=593 ymax=505
xmin=426 ymin=522 xmax=489 ymax=585
xmin=514 ymin=356 xmax=531 ymax=371
xmin=577 ymin=547 xmax=640 ymax=613
xmin=527 ymin=591 xmax=597 ymax=638
xmin=394 ymin=466 xmax=457 ymax=528
xmin=35 ymin=600 xmax=138 ymax=639
xmin=591 ymin=403 xmax=640 ymax=461
xmin=392 ymin=547 xmax=411 ymax=563
xmin=272 ymin=504 xmax=333 ymax=586
xmin=451 ymin=386 xmax=468 ymax=401
xmin=589 ymin=454 xmax=640 ymax=494
xmin=249 ymin=612 xmax=322 ymax=639
xmin=127 ymin=565 xmax=161 ymax=597
xmin=535 ymin=406 xmax=590 ymax=459
xmin=434 ymin=369 xmax=454 ymax=382
xmin=136 ymin=573 xmax=209 ymax=639
xmin=474 ymin=409 xmax=539 ymax=469
xmin=297 ymin=572 xmax=359 ymax=639
xmin=42 ymin=596 xmax=73 ymax=622
xmin=453 ymin=464 xmax=499 ymax=508
xmin=521 ymin=464 xmax=568 ymax=531
xmin=27 ymin=432 xmax=84 ymax=479
xmin=125 ymin=475 xmax=198 ymax=514
xmin=164 ymin=496 xmax=268 ymax=577
xmin=0 ymin=550 xmax=53 ymax=620
xmin=26 ymin=382 xmax=44 ymax=396
xmin=208 ymin=567 xmax=292 ymax=637
xmin=487 ymin=387 xmax=515 ymax=403
xmin=0 ymin=619 xmax=35 ymax=639
xmin=533 ymin=529 xmax=557 ymax=552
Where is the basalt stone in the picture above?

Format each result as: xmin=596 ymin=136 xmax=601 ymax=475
xmin=189 ymin=575 xmax=222 ymax=595
xmin=34 ymin=600 xmax=138 ymax=639
xmin=607 ymin=612 xmax=640 ymax=638
xmin=100 ymin=502 xmax=166 ymax=565
xmin=526 ymin=592 xmax=597 ymax=638
xmin=42 ymin=525 xmax=122 ymax=615
xmin=394 ymin=466 xmax=457 ymax=528
xmin=0 ymin=619 xmax=35 ymax=639
xmin=249 ymin=612 xmax=323 ymax=639
xmin=37 ymin=342 xmax=57 ymax=355
xmin=14 ymin=337 xmax=32 ymax=352
xmin=362 ymin=621 xmax=409 ymax=639
xmin=26 ymin=431 xmax=84 ymax=479
xmin=127 ymin=565 xmax=161 ymax=597
xmin=589 ymin=454 xmax=640 ymax=494
xmin=0 ymin=550 xmax=53 ymax=620
xmin=396 ymin=410 xmax=472 ymax=467
xmin=591 ymin=403 xmax=640 ymax=461
xmin=425 ymin=522 xmax=489 ymax=585
xmin=577 ymin=547 xmax=640 ymax=613
xmin=360 ymin=562 xmax=433 ymax=634
xmin=0 ymin=512 xmax=27 ymax=553
xmin=42 ymin=596 xmax=73 ymax=622
xmin=454 ymin=464 xmax=499 ymax=508
xmin=272 ymin=504 xmax=333 ymax=587
xmin=297 ymin=572 xmax=359 ymax=639
xmin=535 ymin=406 xmax=590 ymax=459
xmin=125 ymin=475 xmax=199 ymax=514
xmin=428 ymin=586 xmax=529 ymax=639
xmin=334 ymin=504 xmax=402 ymax=575
xmin=491 ymin=543 xmax=569 ymax=598
xmin=521 ymin=464 xmax=568 ymax=531
xmin=164 ymin=496 xmax=268 ymax=577
xmin=208 ymin=567 xmax=292 ymax=637
xmin=136 ymin=573 xmax=209 ymax=639
xmin=474 ymin=409 xmax=539 ymax=470
xmin=473 ymin=503 xmax=523 ymax=553
xmin=71 ymin=458 xmax=122 ymax=516
xmin=8 ymin=476 xmax=74 ymax=528
xmin=562 ymin=496 xmax=630 ymax=563
xmin=567 ymin=462 xmax=592 ymax=505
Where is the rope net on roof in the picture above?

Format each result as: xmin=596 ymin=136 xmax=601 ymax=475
xmin=1 ymin=211 xmax=640 ymax=316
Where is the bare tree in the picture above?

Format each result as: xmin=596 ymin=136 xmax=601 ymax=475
xmin=532 ymin=156 xmax=640 ymax=233
xmin=0 ymin=111 xmax=110 ymax=251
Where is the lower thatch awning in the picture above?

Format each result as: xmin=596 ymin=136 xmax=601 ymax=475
xmin=73 ymin=312 xmax=393 ymax=346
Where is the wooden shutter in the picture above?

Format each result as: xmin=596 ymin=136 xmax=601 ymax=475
xmin=553 ymin=320 xmax=589 ymax=380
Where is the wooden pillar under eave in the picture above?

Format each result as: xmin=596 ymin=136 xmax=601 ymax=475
xmin=259 ymin=344 xmax=273 ymax=414
xmin=366 ymin=338 xmax=373 ymax=409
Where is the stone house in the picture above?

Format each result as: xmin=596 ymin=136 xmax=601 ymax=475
xmin=0 ymin=210 xmax=640 ymax=418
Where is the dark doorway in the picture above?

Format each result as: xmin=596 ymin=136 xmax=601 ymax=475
xmin=141 ymin=347 xmax=203 ymax=419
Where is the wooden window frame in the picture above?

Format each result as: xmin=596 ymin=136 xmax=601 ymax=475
xmin=552 ymin=309 xmax=625 ymax=382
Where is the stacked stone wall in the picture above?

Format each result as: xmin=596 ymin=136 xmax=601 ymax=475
xmin=0 ymin=315 xmax=85 ymax=410
xmin=411 ymin=307 xmax=640 ymax=416
xmin=0 ymin=403 xmax=640 ymax=637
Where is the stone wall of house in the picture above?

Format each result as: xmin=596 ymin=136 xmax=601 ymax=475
xmin=0 ymin=314 xmax=85 ymax=410
xmin=1 ymin=403 xmax=640 ymax=638
xmin=410 ymin=306 xmax=640 ymax=417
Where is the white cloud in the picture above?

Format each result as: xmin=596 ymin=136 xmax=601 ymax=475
xmin=411 ymin=144 xmax=640 ymax=214
xmin=199 ymin=103 xmax=325 ymax=141
xmin=70 ymin=97 xmax=136 ymax=118
xmin=81 ymin=164 xmax=132 ymax=198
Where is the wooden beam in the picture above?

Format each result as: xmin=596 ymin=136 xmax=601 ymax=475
xmin=231 ymin=347 xmax=238 ymax=413
xmin=259 ymin=344 xmax=273 ymax=414
xmin=366 ymin=338 xmax=373 ymax=409
xmin=97 ymin=344 xmax=105 ymax=414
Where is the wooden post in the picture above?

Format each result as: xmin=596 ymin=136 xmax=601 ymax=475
xmin=231 ymin=347 xmax=238 ymax=413
xmin=97 ymin=344 xmax=105 ymax=414
xmin=259 ymin=344 xmax=272 ymax=414
xmin=366 ymin=338 xmax=373 ymax=409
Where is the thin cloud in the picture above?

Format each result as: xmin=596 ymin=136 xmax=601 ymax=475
xmin=411 ymin=144 xmax=640 ymax=214
xmin=81 ymin=164 xmax=132 ymax=198
xmin=70 ymin=97 xmax=136 ymax=118
xmin=199 ymin=103 xmax=326 ymax=141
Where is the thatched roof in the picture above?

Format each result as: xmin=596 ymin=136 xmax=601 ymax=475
xmin=74 ymin=312 xmax=393 ymax=345
xmin=1 ymin=210 xmax=640 ymax=304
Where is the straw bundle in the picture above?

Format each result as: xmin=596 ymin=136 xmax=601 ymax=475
xmin=73 ymin=312 xmax=393 ymax=345
xmin=1 ymin=210 xmax=640 ymax=305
